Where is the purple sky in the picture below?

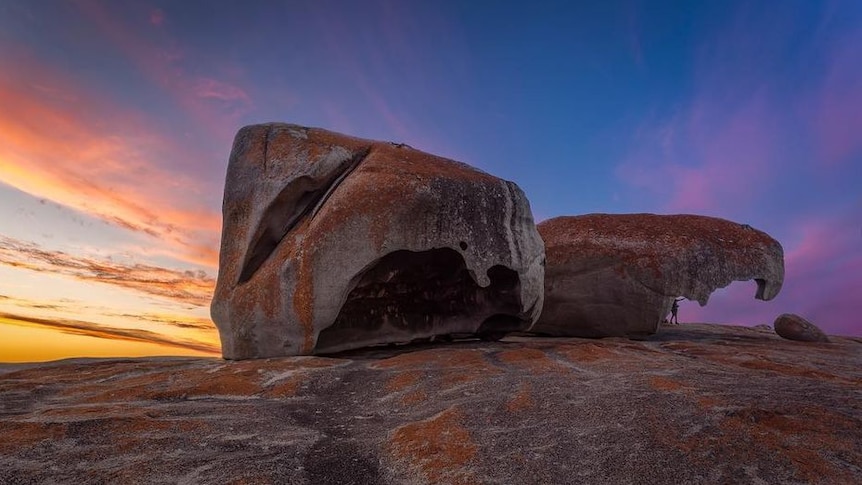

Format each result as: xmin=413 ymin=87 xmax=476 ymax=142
xmin=0 ymin=0 xmax=860 ymax=360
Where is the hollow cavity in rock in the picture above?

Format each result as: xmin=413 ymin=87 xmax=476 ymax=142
xmin=315 ymin=248 xmax=524 ymax=351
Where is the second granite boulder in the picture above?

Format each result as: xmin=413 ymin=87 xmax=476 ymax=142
xmin=532 ymin=213 xmax=784 ymax=338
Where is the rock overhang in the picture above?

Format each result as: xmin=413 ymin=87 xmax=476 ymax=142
xmin=533 ymin=213 xmax=785 ymax=338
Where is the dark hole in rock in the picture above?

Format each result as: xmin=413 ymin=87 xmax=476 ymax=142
xmin=754 ymin=278 xmax=767 ymax=300
xmin=459 ymin=241 xmax=468 ymax=250
xmin=477 ymin=314 xmax=523 ymax=341
xmin=315 ymin=248 xmax=525 ymax=352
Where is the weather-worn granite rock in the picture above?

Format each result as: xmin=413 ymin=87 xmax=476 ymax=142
xmin=533 ymin=214 xmax=785 ymax=338
xmin=775 ymin=313 xmax=830 ymax=343
xmin=211 ymin=123 xmax=544 ymax=358
xmin=1 ymin=324 xmax=860 ymax=484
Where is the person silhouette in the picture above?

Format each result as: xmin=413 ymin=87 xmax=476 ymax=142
xmin=670 ymin=297 xmax=685 ymax=324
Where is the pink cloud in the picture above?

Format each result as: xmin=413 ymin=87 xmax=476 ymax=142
xmin=0 ymin=53 xmax=221 ymax=269
xmin=0 ymin=236 xmax=215 ymax=307
xmin=617 ymin=5 xmax=862 ymax=337
xmin=681 ymin=210 xmax=862 ymax=337
xmin=73 ymin=0 xmax=253 ymax=139
xmin=617 ymin=91 xmax=777 ymax=215
xmin=193 ymin=77 xmax=250 ymax=103
xmin=620 ymin=92 xmax=861 ymax=336
xmin=675 ymin=93 xmax=776 ymax=212
xmin=150 ymin=8 xmax=165 ymax=27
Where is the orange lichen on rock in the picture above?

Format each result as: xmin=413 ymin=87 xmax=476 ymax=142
xmin=556 ymin=342 xmax=620 ymax=363
xmin=293 ymin=254 xmax=316 ymax=354
xmin=400 ymin=389 xmax=428 ymax=406
xmin=99 ymin=416 xmax=197 ymax=453
xmin=37 ymin=404 xmax=144 ymax=420
xmin=70 ymin=366 xmax=261 ymax=401
xmin=662 ymin=342 xmax=859 ymax=386
xmin=646 ymin=388 xmax=862 ymax=484
xmin=386 ymin=370 xmax=423 ymax=392
xmin=263 ymin=375 xmax=303 ymax=397
xmin=676 ymin=406 xmax=862 ymax=484
xmin=734 ymin=357 xmax=851 ymax=383
xmin=259 ymin=356 xmax=348 ymax=397
xmin=539 ymin=213 xmax=780 ymax=269
xmin=68 ymin=372 xmax=178 ymax=403
xmin=497 ymin=348 xmax=569 ymax=373
xmin=648 ymin=376 xmax=689 ymax=392
xmin=506 ymin=383 xmax=534 ymax=412
xmin=59 ymin=358 xmax=345 ymax=403
xmin=167 ymin=370 xmax=262 ymax=398
xmin=373 ymin=348 xmax=483 ymax=370
xmin=388 ymin=406 xmax=478 ymax=484
xmin=695 ymin=395 xmax=722 ymax=409
xmin=0 ymin=421 xmax=66 ymax=451
xmin=373 ymin=348 xmax=500 ymax=388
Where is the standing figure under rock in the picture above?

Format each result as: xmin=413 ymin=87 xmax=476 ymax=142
xmin=669 ymin=297 xmax=684 ymax=325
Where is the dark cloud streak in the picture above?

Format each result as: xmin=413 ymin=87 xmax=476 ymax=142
xmin=0 ymin=236 xmax=214 ymax=307
xmin=0 ymin=311 xmax=219 ymax=354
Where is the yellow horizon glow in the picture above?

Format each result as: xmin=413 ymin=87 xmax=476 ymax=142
xmin=0 ymin=316 xmax=220 ymax=363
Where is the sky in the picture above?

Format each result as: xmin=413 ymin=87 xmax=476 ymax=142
xmin=0 ymin=0 xmax=860 ymax=362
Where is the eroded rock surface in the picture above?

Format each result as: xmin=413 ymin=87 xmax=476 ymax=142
xmin=1 ymin=324 xmax=860 ymax=484
xmin=775 ymin=313 xmax=830 ymax=342
xmin=211 ymin=123 xmax=544 ymax=358
xmin=533 ymin=214 xmax=784 ymax=338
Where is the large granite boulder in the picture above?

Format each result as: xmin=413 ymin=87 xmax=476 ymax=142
xmin=774 ymin=313 xmax=829 ymax=342
xmin=532 ymin=213 xmax=784 ymax=338
xmin=211 ymin=123 xmax=544 ymax=358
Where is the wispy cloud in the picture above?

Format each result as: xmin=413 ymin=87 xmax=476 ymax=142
xmin=0 ymin=1 xmax=258 ymax=271
xmin=0 ymin=311 xmax=219 ymax=354
xmin=616 ymin=2 xmax=862 ymax=336
xmin=117 ymin=313 xmax=215 ymax=330
xmin=617 ymin=91 xmax=777 ymax=215
xmin=775 ymin=210 xmax=862 ymax=335
xmin=149 ymin=8 xmax=165 ymax=27
xmin=0 ymin=236 xmax=215 ymax=307
xmin=682 ymin=207 xmax=862 ymax=335
xmin=0 ymin=293 xmax=217 ymax=332
xmin=306 ymin=0 xmax=453 ymax=151
xmin=73 ymin=0 xmax=253 ymax=138
xmin=193 ymin=77 xmax=250 ymax=103
xmin=618 ymin=3 xmax=862 ymax=215
xmin=0 ymin=52 xmax=221 ymax=268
